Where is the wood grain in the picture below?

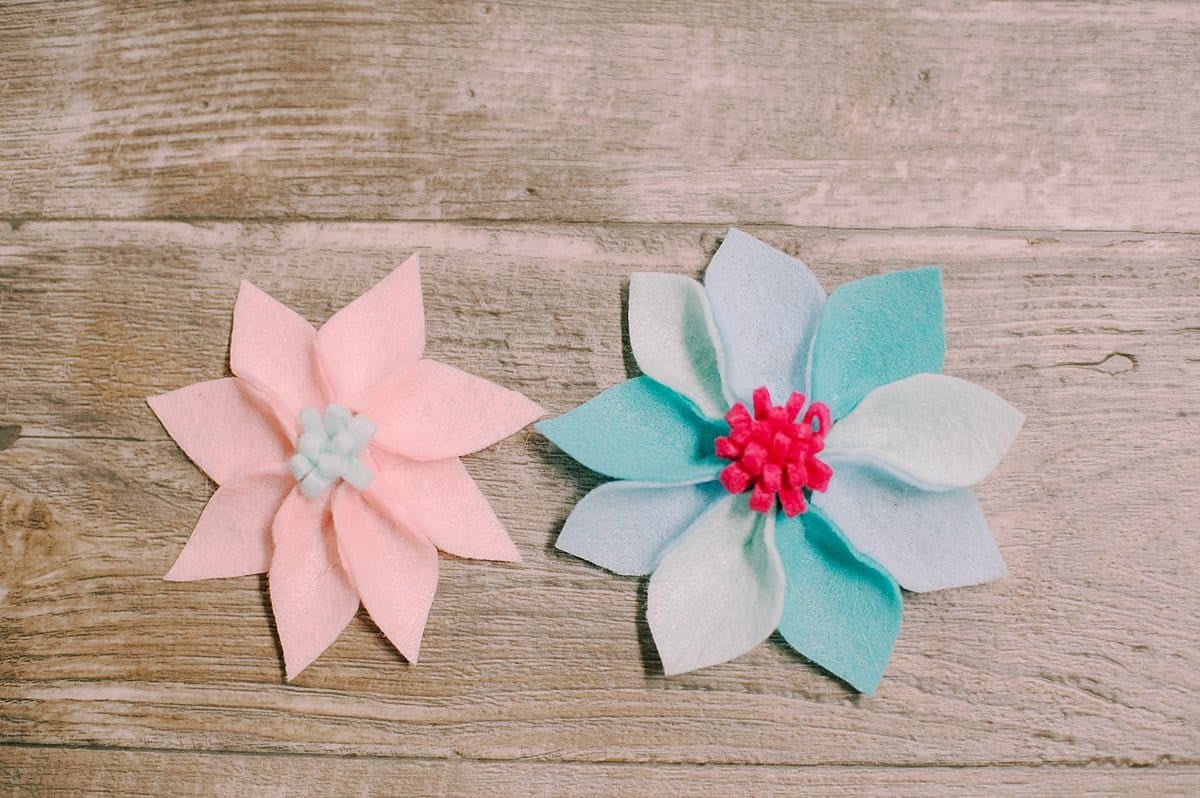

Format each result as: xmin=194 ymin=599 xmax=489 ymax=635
xmin=1 ymin=1 xmax=1198 ymax=230
xmin=1 ymin=223 xmax=1197 ymax=781
xmin=4 ymin=747 xmax=1200 ymax=797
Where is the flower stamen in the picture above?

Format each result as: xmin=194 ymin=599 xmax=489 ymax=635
xmin=714 ymin=387 xmax=832 ymax=517
xmin=289 ymin=404 xmax=377 ymax=497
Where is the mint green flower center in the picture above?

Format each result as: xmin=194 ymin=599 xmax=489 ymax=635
xmin=289 ymin=404 xmax=377 ymax=498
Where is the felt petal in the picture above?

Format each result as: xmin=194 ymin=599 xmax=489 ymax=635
xmin=537 ymin=377 xmax=725 ymax=483
xmin=165 ymin=469 xmax=293 ymax=581
xmin=628 ymin=272 xmax=729 ymax=419
xmin=647 ymin=493 xmax=785 ymax=675
xmin=556 ymin=480 xmax=727 ymax=576
xmin=333 ymin=487 xmax=440 ymax=663
xmin=369 ymin=359 xmax=542 ymax=460
xmin=269 ymin=489 xmax=360 ymax=680
xmin=366 ymin=450 xmax=521 ymax=562
xmin=823 ymin=373 xmax=1024 ymax=491
xmin=149 ymin=377 xmax=290 ymax=486
xmin=316 ymin=254 xmax=425 ymax=411
xmin=703 ymin=228 xmax=825 ymax=404
xmin=810 ymin=267 xmax=944 ymax=419
xmin=812 ymin=464 xmax=1006 ymax=592
xmin=775 ymin=507 xmax=902 ymax=694
xmin=230 ymin=281 xmax=329 ymax=430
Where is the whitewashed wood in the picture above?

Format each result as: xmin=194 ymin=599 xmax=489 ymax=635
xmin=2 ymin=748 xmax=1197 ymax=798
xmin=1 ymin=2 xmax=1198 ymax=231
xmin=0 ymin=223 xmax=1196 ymax=773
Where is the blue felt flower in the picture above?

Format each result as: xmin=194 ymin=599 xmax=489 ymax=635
xmin=539 ymin=229 xmax=1023 ymax=693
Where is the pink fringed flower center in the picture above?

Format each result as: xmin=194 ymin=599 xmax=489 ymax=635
xmin=715 ymin=387 xmax=833 ymax=518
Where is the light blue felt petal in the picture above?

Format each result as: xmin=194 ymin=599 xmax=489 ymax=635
xmin=629 ymin=272 xmax=730 ymax=420
xmin=537 ymin=377 xmax=726 ymax=483
xmin=703 ymin=229 xmax=825 ymax=405
xmin=648 ymin=493 xmax=785 ymax=675
xmin=809 ymin=267 xmax=945 ymax=420
xmin=775 ymin=506 xmax=903 ymax=694
xmin=812 ymin=463 xmax=1007 ymax=592
xmin=557 ymin=480 xmax=727 ymax=576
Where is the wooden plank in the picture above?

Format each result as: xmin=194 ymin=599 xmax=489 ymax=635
xmin=1 ymin=221 xmax=1196 ymax=766
xmin=2 ymin=748 xmax=1198 ymax=798
xmin=1 ymin=2 xmax=1198 ymax=230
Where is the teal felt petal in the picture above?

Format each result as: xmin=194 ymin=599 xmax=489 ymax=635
xmin=629 ymin=272 xmax=730 ymax=420
xmin=648 ymin=493 xmax=785 ymax=675
xmin=775 ymin=507 xmax=902 ymax=694
xmin=538 ymin=377 xmax=726 ymax=483
xmin=703 ymin=228 xmax=825 ymax=404
xmin=812 ymin=463 xmax=1007 ymax=592
xmin=823 ymin=373 xmax=1024 ymax=491
xmin=557 ymin=480 xmax=726 ymax=576
xmin=810 ymin=267 xmax=945 ymax=419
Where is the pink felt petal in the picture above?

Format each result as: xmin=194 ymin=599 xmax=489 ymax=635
xmin=367 ymin=450 xmax=521 ymax=562
xmin=315 ymin=254 xmax=425 ymax=411
xmin=149 ymin=377 xmax=290 ymax=486
xmin=368 ymin=359 xmax=543 ymax=460
xmin=165 ymin=469 xmax=293 ymax=581
xmin=332 ymin=486 xmax=439 ymax=663
xmin=231 ymin=281 xmax=330 ymax=433
xmin=269 ymin=489 xmax=360 ymax=680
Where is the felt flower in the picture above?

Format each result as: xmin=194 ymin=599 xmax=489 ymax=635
xmin=150 ymin=255 xmax=542 ymax=679
xmin=539 ymin=230 xmax=1022 ymax=693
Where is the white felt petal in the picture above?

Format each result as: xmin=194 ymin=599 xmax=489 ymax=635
xmin=647 ymin=493 xmax=784 ymax=675
xmin=628 ymin=272 xmax=729 ymax=419
xmin=703 ymin=228 xmax=825 ymax=404
xmin=813 ymin=464 xmax=1007 ymax=592
xmin=823 ymin=374 xmax=1024 ymax=491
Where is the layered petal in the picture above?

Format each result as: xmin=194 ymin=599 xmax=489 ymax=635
xmin=368 ymin=359 xmax=542 ymax=460
xmin=367 ymin=450 xmax=521 ymax=562
xmin=333 ymin=487 xmax=440 ymax=663
xmin=316 ymin=254 xmax=425 ymax=411
xmin=537 ymin=377 xmax=725 ymax=483
xmin=269 ymin=489 xmax=360 ymax=679
xmin=812 ymin=464 xmax=1006 ymax=592
xmin=165 ymin=469 xmax=293 ymax=580
xmin=775 ymin=507 xmax=902 ymax=694
xmin=628 ymin=272 xmax=729 ymax=419
xmin=647 ymin=493 xmax=785 ymax=675
xmin=809 ymin=267 xmax=944 ymax=420
xmin=230 ymin=281 xmax=329 ymax=431
xmin=703 ymin=228 xmax=825 ymax=404
xmin=823 ymin=373 xmax=1024 ymax=491
xmin=149 ymin=377 xmax=290 ymax=485
xmin=556 ymin=480 xmax=726 ymax=576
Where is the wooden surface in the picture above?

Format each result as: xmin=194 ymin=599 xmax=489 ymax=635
xmin=1 ymin=2 xmax=1197 ymax=796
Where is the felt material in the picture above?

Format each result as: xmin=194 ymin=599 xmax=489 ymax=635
xmin=155 ymin=256 xmax=541 ymax=679
xmin=369 ymin=359 xmax=544 ymax=461
xmin=316 ymin=254 xmax=425 ymax=411
xmin=775 ymin=507 xmax=902 ymax=695
xmin=269 ymin=488 xmax=360 ymax=680
xmin=647 ymin=494 xmax=785 ymax=675
xmin=823 ymin=373 xmax=1024 ymax=491
xmin=333 ymin=487 xmax=440 ymax=663
xmin=812 ymin=464 xmax=1007 ymax=592
xmin=628 ymin=272 xmax=729 ymax=419
xmin=809 ymin=267 xmax=945 ymax=420
xmin=149 ymin=378 xmax=290 ymax=486
xmin=231 ymin=280 xmax=329 ymax=432
xmin=537 ymin=377 xmax=726 ymax=484
xmin=165 ymin=469 xmax=292 ymax=581
xmin=367 ymin=450 xmax=521 ymax=563
xmin=703 ymin=228 xmax=825 ymax=404
xmin=556 ymin=480 xmax=726 ymax=576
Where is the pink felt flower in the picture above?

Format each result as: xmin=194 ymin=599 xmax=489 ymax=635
xmin=150 ymin=255 xmax=543 ymax=679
